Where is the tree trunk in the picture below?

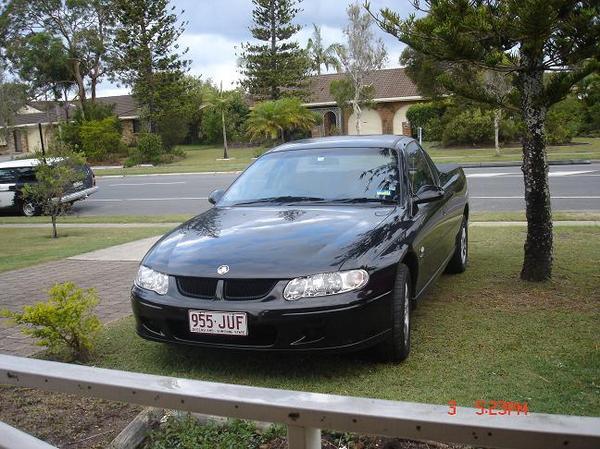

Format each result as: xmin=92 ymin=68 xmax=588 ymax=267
xmin=519 ymin=69 xmax=552 ymax=281
xmin=353 ymin=88 xmax=361 ymax=135
xmin=494 ymin=109 xmax=501 ymax=156
xmin=221 ymin=109 xmax=229 ymax=159
xmin=72 ymin=60 xmax=87 ymax=118
xmin=51 ymin=214 xmax=58 ymax=239
xmin=270 ymin=2 xmax=278 ymax=100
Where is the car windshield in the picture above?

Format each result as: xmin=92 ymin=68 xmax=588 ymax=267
xmin=219 ymin=147 xmax=400 ymax=206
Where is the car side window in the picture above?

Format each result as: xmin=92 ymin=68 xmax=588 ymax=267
xmin=405 ymin=142 xmax=435 ymax=194
xmin=0 ymin=168 xmax=16 ymax=184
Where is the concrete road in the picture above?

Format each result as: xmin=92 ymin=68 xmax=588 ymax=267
xmin=71 ymin=163 xmax=600 ymax=216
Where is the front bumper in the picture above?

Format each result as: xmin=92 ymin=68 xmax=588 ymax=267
xmin=131 ymin=279 xmax=394 ymax=352
xmin=61 ymin=186 xmax=98 ymax=203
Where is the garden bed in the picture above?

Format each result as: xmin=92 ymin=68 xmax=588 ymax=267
xmin=0 ymin=385 xmax=142 ymax=448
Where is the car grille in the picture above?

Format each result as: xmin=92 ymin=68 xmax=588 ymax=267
xmin=176 ymin=277 xmax=218 ymax=299
xmin=176 ymin=277 xmax=277 ymax=300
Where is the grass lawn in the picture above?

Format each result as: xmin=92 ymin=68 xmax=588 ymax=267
xmin=0 ymin=214 xmax=193 ymax=224
xmin=470 ymin=211 xmax=600 ymax=222
xmin=96 ymin=145 xmax=261 ymax=176
xmin=423 ymin=137 xmax=600 ymax=164
xmin=0 ymin=227 xmax=171 ymax=272
xmin=92 ymin=138 xmax=600 ymax=176
xmin=90 ymin=226 xmax=600 ymax=416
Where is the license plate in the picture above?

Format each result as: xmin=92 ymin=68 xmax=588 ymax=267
xmin=188 ymin=310 xmax=248 ymax=336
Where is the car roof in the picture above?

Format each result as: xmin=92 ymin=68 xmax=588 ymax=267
xmin=266 ymin=135 xmax=414 ymax=154
xmin=0 ymin=158 xmax=39 ymax=169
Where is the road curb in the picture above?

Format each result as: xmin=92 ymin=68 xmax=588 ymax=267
xmin=457 ymin=159 xmax=591 ymax=168
xmin=96 ymin=170 xmax=242 ymax=179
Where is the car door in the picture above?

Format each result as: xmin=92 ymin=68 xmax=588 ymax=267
xmin=0 ymin=168 xmax=17 ymax=210
xmin=420 ymin=144 xmax=461 ymax=262
xmin=405 ymin=142 xmax=446 ymax=293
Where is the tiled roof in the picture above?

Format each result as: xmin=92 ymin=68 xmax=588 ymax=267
xmin=306 ymin=67 xmax=420 ymax=104
xmin=13 ymin=95 xmax=140 ymax=126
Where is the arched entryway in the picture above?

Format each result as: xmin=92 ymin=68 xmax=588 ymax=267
xmin=323 ymin=111 xmax=338 ymax=136
xmin=348 ymin=108 xmax=383 ymax=135
xmin=393 ymin=104 xmax=412 ymax=135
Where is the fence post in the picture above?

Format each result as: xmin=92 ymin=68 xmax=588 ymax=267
xmin=287 ymin=425 xmax=321 ymax=449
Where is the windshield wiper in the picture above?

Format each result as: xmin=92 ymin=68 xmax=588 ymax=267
xmin=327 ymin=197 xmax=397 ymax=205
xmin=233 ymin=196 xmax=326 ymax=206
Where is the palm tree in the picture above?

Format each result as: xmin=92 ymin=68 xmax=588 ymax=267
xmin=200 ymin=81 xmax=232 ymax=159
xmin=246 ymin=98 xmax=319 ymax=144
xmin=306 ymin=24 xmax=341 ymax=75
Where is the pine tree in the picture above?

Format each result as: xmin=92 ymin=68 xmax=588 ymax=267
xmin=370 ymin=0 xmax=599 ymax=281
xmin=111 ymin=0 xmax=189 ymax=133
xmin=239 ymin=0 xmax=310 ymax=100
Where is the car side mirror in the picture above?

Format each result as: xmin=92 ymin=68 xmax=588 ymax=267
xmin=208 ymin=189 xmax=225 ymax=205
xmin=413 ymin=185 xmax=444 ymax=205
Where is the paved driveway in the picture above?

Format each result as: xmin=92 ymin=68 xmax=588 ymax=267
xmin=0 ymin=260 xmax=138 ymax=356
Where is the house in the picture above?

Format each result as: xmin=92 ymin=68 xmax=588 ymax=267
xmin=0 ymin=95 xmax=140 ymax=156
xmin=0 ymin=67 xmax=421 ymax=156
xmin=305 ymin=67 xmax=423 ymax=137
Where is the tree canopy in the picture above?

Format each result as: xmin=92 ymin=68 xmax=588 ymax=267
xmin=239 ymin=0 xmax=310 ymax=100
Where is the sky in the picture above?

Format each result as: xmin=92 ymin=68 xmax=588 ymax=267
xmin=99 ymin=0 xmax=417 ymax=96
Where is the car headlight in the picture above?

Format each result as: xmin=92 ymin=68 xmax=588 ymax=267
xmin=283 ymin=269 xmax=369 ymax=301
xmin=134 ymin=265 xmax=169 ymax=295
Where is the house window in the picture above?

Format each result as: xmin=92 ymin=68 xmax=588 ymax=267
xmin=132 ymin=119 xmax=141 ymax=133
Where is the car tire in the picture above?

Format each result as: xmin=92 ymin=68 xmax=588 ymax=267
xmin=379 ymin=263 xmax=411 ymax=363
xmin=445 ymin=216 xmax=468 ymax=274
xmin=20 ymin=201 xmax=38 ymax=217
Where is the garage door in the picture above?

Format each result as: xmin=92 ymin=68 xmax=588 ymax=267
xmin=348 ymin=108 xmax=382 ymax=135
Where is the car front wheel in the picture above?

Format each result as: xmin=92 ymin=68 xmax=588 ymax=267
xmin=379 ymin=263 xmax=411 ymax=362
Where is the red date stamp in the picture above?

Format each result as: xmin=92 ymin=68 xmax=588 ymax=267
xmin=448 ymin=400 xmax=529 ymax=416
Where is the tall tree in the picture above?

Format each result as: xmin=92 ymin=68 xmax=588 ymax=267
xmin=369 ymin=0 xmax=599 ymax=281
xmin=0 ymin=68 xmax=27 ymax=145
xmin=335 ymin=3 xmax=387 ymax=135
xmin=239 ymin=0 xmax=310 ymax=100
xmin=110 ymin=0 xmax=189 ymax=134
xmin=306 ymin=24 xmax=341 ymax=75
xmin=200 ymin=81 xmax=234 ymax=159
xmin=0 ymin=0 xmax=113 ymax=109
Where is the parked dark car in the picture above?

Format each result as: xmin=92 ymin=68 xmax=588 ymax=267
xmin=0 ymin=158 xmax=98 ymax=216
xmin=132 ymin=136 xmax=468 ymax=361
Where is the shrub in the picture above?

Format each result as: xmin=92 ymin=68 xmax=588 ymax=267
xmin=79 ymin=116 xmax=125 ymax=161
xmin=1 ymin=282 xmax=101 ymax=361
xmin=145 ymin=416 xmax=285 ymax=449
xmin=442 ymin=108 xmax=494 ymax=146
xmin=406 ymin=102 xmax=447 ymax=141
xmin=126 ymin=133 xmax=165 ymax=166
xmin=545 ymin=97 xmax=585 ymax=144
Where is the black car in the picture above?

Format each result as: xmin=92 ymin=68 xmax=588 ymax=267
xmin=132 ymin=135 xmax=468 ymax=361
xmin=0 ymin=158 xmax=98 ymax=216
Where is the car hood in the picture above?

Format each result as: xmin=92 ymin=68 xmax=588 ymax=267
xmin=143 ymin=205 xmax=399 ymax=278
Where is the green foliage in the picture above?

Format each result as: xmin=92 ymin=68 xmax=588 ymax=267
xmin=545 ymin=97 xmax=585 ymax=144
xmin=111 ymin=0 xmax=189 ymax=137
xmin=406 ymin=102 xmax=447 ymax=141
xmin=306 ymin=24 xmax=340 ymax=75
xmin=126 ymin=133 xmax=165 ymax=167
xmin=442 ymin=108 xmax=495 ymax=146
xmin=329 ymin=78 xmax=375 ymax=113
xmin=144 ymin=416 xmax=285 ymax=449
xmin=22 ymin=145 xmax=86 ymax=238
xmin=1 ymin=282 xmax=101 ymax=361
xmin=0 ymin=69 xmax=27 ymax=141
xmin=200 ymin=87 xmax=249 ymax=144
xmin=246 ymin=97 xmax=319 ymax=144
xmin=577 ymin=74 xmax=600 ymax=135
xmin=79 ymin=116 xmax=125 ymax=162
xmin=239 ymin=0 xmax=310 ymax=100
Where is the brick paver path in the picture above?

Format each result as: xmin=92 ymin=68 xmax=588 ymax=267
xmin=0 ymin=260 xmax=138 ymax=356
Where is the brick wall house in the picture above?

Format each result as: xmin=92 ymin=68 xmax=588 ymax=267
xmin=0 ymin=95 xmax=140 ymax=156
xmin=304 ymin=67 xmax=423 ymax=138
